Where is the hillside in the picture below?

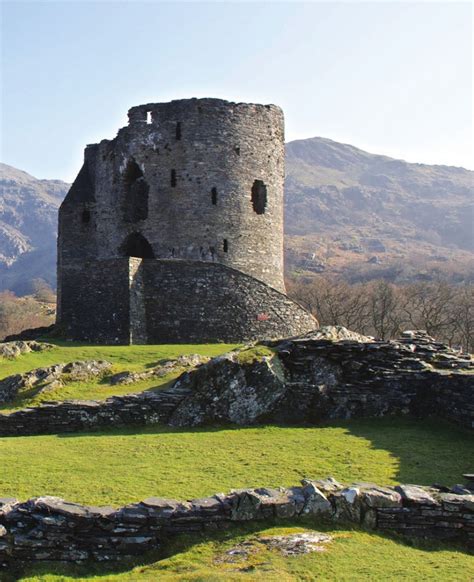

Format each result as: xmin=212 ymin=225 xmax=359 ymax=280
xmin=1 ymin=139 xmax=473 ymax=293
xmin=285 ymin=138 xmax=474 ymax=282
xmin=0 ymin=163 xmax=68 ymax=293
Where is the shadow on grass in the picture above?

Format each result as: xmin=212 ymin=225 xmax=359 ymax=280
xmin=335 ymin=416 xmax=473 ymax=486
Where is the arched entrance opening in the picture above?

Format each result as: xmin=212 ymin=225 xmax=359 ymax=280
xmin=120 ymin=232 xmax=155 ymax=259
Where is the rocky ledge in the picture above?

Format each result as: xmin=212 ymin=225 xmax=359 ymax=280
xmin=1 ymin=476 xmax=473 ymax=568
xmin=0 ymin=340 xmax=54 ymax=360
xmin=0 ymin=328 xmax=472 ymax=435
xmin=0 ymin=360 xmax=112 ymax=405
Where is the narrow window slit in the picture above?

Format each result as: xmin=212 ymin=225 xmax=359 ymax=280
xmin=146 ymin=111 xmax=152 ymax=124
xmin=171 ymin=169 xmax=177 ymax=187
xmin=211 ymin=187 xmax=217 ymax=205
xmin=223 ymin=239 xmax=228 ymax=253
xmin=176 ymin=122 xmax=182 ymax=140
xmin=251 ymin=180 xmax=267 ymax=214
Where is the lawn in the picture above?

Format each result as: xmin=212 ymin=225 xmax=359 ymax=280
xmin=0 ymin=340 xmax=239 ymax=377
xmin=0 ymin=341 xmax=238 ymax=410
xmin=0 ymin=418 xmax=471 ymax=506
xmin=2 ymin=343 xmax=473 ymax=581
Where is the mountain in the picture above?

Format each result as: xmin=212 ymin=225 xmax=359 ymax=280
xmin=1 ymin=139 xmax=473 ymax=293
xmin=284 ymin=138 xmax=473 ymax=283
xmin=0 ymin=163 xmax=68 ymax=294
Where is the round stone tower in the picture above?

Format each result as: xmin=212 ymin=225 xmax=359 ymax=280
xmin=57 ymin=98 xmax=316 ymax=344
xmin=59 ymin=98 xmax=285 ymax=292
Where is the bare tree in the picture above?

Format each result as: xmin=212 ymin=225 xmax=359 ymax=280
xmin=367 ymin=280 xmax=404 ymax=339
xmin=287 ymin=275 xmax=473 ymax=353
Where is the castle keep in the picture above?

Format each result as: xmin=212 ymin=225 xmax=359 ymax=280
xmin=57 ymin=98 xmax=316 ymax=343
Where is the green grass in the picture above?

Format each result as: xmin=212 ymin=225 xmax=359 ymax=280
xmin=0 ymin=341 xmax=238 ymax=410
xmin=16 ymin=524 xmax=474 ymax=581
xmin=234 ymin=345 xmax=275 ymax=364
xmin=0 ymin=340 xmax=239 ymax=377
xmin=2 ymin=343 xmax=473 ymax=580
xmin=0 ymin=418 xmax=471 ymax=507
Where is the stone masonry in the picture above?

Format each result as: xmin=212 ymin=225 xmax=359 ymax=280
xmin=57 ymin=98 xmax=317 ymax=343
xmin=1 ymin=477 xmax=473 ymax=568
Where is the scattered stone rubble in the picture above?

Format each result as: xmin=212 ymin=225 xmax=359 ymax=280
xmin=0 ymin=329 xmax=471 ymax=434
xmin=258 ymin=532 xmax=332 ymax=556
xmin=108 ymin=354 xmax=208 ymax=385
xmin=0 ymin=341 xmax=54 ymax=359
xmin=0 ymin=360 xmax=112 ymax=405
xmin=217 ymin=531 xmax=333 ymax=563
xmin=296 ymin=325 xmax=374 ymax=343
xmin=1 ymin=477 xmax=472 ymax=568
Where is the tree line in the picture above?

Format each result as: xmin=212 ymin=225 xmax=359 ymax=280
xmin=287 ymin=277 xmax=473 ymax=353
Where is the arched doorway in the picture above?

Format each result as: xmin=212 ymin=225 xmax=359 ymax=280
xmin=120 ymin=232 xmax=155 ymax=259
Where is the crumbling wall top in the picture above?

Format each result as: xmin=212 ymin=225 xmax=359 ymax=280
xmin=127 ymin=97 xmax=283 ymax=125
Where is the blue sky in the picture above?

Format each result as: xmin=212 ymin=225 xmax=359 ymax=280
xmin=1 ymin=1 xmax=472 ymax=181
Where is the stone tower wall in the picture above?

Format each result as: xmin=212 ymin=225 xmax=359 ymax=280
xmin=57 ymin=98 xmax=317 ymax=344
xmin=58 ymin=98 xmax=285 ymax=293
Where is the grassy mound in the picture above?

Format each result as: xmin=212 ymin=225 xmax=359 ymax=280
xmin=0 ymin=341 xmax=238 ymax=411
xmin=1 ymin=418 xmax=471 ymax=506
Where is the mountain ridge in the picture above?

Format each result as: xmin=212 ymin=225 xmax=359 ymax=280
xmin=1 ymin=138 xmax=472 ymax=293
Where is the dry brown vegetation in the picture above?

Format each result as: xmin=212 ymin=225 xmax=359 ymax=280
xmin=0 ymin=284 xmax=55 ymax=340
xmin=288 ymin=277 xmax=474 ymax=352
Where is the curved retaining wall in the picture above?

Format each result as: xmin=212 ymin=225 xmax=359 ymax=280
xmin=142 ymin=259 xmax=317 ymax=343
xmin=1 ymin=478 xmax=472 ymax=568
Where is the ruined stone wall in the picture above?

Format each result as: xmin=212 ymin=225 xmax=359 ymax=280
xmin=0 ymin=332 xmax=471 ymax=436
xmin=57 ymin=257 xmax=316 ymax=344
xmin=58 ymin=98 xmax=286 ymax=293
xmin=1 ymin=479 xmax=472 ymax=567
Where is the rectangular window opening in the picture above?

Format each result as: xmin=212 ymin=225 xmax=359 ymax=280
xmin=176 ymin=122 xmax=182 ymax=140
xmin=211 ymin=187 xmax=217 ymax=205
xmin=146 ymin=111 xmax=152 ymax=124
xmin=223 ymin=239 xmax=228 ymax=253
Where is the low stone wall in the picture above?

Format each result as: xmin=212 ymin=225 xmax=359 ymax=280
xmin=268 ymin=330 xmax=473 ymax=430
xmin=0 ymin=387 xmax=191 ymax=436
xmin=1 ymin=478 xmax=472 ymax=568
xmin=0 ymin=330 xmax=472 ymax=436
